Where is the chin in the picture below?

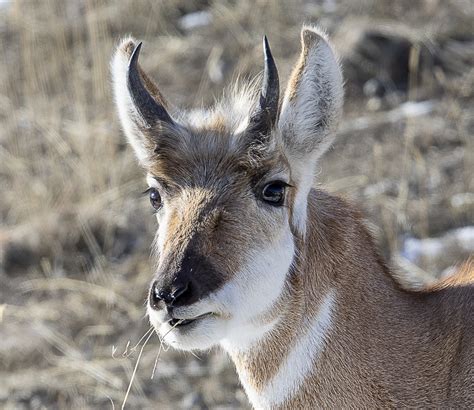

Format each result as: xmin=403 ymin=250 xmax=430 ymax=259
xmin=152 ymin=314 xmax=227 ymax=351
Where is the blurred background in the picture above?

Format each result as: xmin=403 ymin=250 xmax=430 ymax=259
xmin=0 ymin=0 xmax=472 ymax=408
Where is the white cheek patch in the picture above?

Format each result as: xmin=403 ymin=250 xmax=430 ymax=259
xmin=218 ymin=226 xmax=295 ymax=350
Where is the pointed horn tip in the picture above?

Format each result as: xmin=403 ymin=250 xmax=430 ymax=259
xmin=129 ymin=41 xmax=143 ymax=67
xmin=263 ymin=35 xmax=270 ymax=53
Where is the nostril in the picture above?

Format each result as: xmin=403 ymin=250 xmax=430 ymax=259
xmin=159 ymin=290 xmax=174 ymax=304
xmin=171 ymin=282 xmax=189 ymax=301
xmin=169 ymin=280 xmax=195 ymax=306
xmin=149 ymin=282 xmax=161 ymax=308
xmin=149 ymin=280 xmax=193 ymax=309
xmin=149 ymin=281 xmax=174 ymax=308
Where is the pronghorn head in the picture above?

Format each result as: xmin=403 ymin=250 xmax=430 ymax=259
xmin=112 ymin=26 xmax=343 ymax=351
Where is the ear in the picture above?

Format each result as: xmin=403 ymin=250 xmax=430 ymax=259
xmin=111 ymin=38 xmax=174 ymax=165
xmin=278 ymin=26 xmax=344 ymax=236
xmin=278 ymin=26 xmax=343 ymax=161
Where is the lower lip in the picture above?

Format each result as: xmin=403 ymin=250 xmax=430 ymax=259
xmin=168 ymin=313 xmax=212 ymax=328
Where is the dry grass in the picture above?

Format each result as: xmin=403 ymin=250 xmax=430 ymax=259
xmin=0 ymin=0 xmax=472 ymax=408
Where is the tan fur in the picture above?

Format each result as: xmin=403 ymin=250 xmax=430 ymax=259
xmin=286 ymin=40 xmax=308 ymax=103
xmin=425 ymin=258 xmax=474 ymax=291
xmin=233 ymin=191 xmax=473 ymax=407
xmin=286 ymin=28 xmax=323 ymax=102
xmin=112 ymin=26 xmax=473 ymax=408
xmin=202 ymin=114 xmax=228 ymax=133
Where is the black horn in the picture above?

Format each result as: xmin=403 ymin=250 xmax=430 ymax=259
xmin=128 ymin=42 xmax=174 ymax=126
xmin=248 ymin=36 xmax=280 ymax=135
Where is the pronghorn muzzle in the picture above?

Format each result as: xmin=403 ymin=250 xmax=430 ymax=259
xmin=148 ymin=248 xmax=223 ymax=311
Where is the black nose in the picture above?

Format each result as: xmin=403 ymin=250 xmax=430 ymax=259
xmin=149 ymin=280 xmax=190 ymax=309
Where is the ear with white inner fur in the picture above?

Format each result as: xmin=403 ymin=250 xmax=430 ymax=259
xmin=111 ymin=38 xmax=174 ymax=165
xmin=278 ymin=26 xmax=344 ymax=235
xmin=279 ymin=26 xmax=343 ymax=160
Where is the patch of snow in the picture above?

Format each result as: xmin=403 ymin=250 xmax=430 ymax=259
xmin=451 ymin=192 xmax=474 ymax=208
xmin=178 ymin=11 xmax=212 ymax=31
xmin=401 ymin=225 xmax=474 ymax=264
xmin=402 ymin=237 xmax=444 ymax=263
xmin=454 ymin=226 xmax=474 ymax=252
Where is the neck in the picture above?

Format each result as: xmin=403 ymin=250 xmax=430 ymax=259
xmin=221 ymin=190 xmax=396 ymax=408
xmin=225 ymin=289 xmax=336 ymax=408
xmin=221 ymin=192 xmax=345 ymax=408
xmin=221 ymin=190 xmax=472 ymax=407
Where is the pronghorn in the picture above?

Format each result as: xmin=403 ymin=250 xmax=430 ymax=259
xmin=112 ymin=26 xmax=474 ymax=408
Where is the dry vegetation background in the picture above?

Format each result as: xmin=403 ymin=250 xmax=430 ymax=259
xmin=0 ymin=0 xmax=473 ymax=408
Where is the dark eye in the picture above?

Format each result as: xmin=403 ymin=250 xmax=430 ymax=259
xmin=261 ymin=181 xmax=286 ymax=206
xmin=148 ymin=187 xmax=162 ymax=210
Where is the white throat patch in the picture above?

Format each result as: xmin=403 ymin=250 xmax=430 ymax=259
xmin=244 ymin=290 xmax=336 ymax=408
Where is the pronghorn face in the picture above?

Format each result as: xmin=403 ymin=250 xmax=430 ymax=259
xmin=143 ymin=132 xmax=296 ymax=350
xmin=112 ymin=26 xmax=343 ymax=350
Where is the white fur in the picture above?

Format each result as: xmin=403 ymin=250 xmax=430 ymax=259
xmin=290 ymin=166 xmax=315 ymax=237
xmin=146 ymin=174 xmax=159 ymax=188
xmin=279 ymin=33 xmax=343 ymax=151
xmin=243 ymin=290 xmax=336 ymax=409
xmin=217 ymin=225 xmax=295 ymax=349
xmin=177 ymin=80 xmax=258 ymax=137
xmin=148 ymin=225 xmax=295 ymax=351
xmin=279 ymin=25 xmax=343 ymax=146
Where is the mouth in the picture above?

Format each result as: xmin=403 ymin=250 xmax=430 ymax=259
xmin=168 ymin=312 xmax=213 ymax=328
